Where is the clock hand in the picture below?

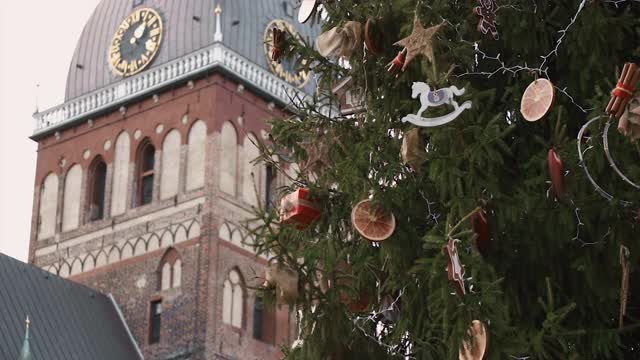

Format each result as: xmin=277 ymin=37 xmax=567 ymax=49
xmin=134 ymin=22 xmax=146 ymax=39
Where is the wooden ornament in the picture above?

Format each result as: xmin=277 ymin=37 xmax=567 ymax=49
xmin=316 ymin=21 xmax=362 ymax=60
xmin=471 ymin=209 xmax=491 ymax=257
xmin=618 ymin=92 xmax=640 ymax=140
xmin=351 ymin=199 xmax=396 ymax=242
xmin=392 ymin=15 xmax=443 ymax=72
xmin=442 ymin=237 xmax=466 ymax=296
xmin=332 ymin=76 xmax=366 ymax=116
xmin=401 ymin=128 xmax=427 ymax=171
xmin=265 ymin=263 xmax=299 ymax=305
xmin=473 ymin=0 xmax=499 ymax=40
xmin=402 ymin=82 xmax=472 ymax=127
xmin=607 ymin=62 xmax=640 ymax=119
xmin=520 ymin=78 xmax=555 ymax=122
xmin=548 ymin=148 xmax=565 ymax=197
xmin=364 ymin=18 xmax=383 ymax=56
xmin=298 ymin=0 xmax=318 ymax=24
xmin=459 ymin=320 xmax=489 ymax=360
xmin=300 ymin=138 xmax=331 ymax=176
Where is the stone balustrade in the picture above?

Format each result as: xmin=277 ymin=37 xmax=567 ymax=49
xmin=33 ymin=43 xmax=309 ymax=137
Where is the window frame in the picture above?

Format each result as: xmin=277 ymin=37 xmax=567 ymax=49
xmin=222 ymin=269 xmax=245 ymax=329
xmin=157 ymin=248 xmax=182 ymax=291
xmin=86 ymin=157 xmax=107 ymax=223
xmin=252 ymin=295 xmax=276 ymax=344
xmin=265 ymin=164 xmax=276 ymax=210
xmin=148 ymin=299 xmax=162 ymax=345
xmin=136 ymin=141 xmax=156 ymax=207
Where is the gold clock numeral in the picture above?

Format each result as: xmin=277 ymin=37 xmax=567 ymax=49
xmin=150 ymin=27 xmax=161 ymax=37
xmin=146 ymin=40 xmax=157 ymax=52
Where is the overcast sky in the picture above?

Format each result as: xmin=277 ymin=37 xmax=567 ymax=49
xmin=0 ymin=1 xmax=101 ymax=261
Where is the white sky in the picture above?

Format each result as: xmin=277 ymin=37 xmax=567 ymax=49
xmin=0 ymin=0 xmax=101 ymax=261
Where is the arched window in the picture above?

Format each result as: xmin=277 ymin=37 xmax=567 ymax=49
xmin=38 ymin=173 xmax=59 ymax=239
xmin=158 ymin=248 xmax=182 ymax=290
xmin=87 ymin=157 xmax=107 ymax=222
xmin=160 ymin=130 xmax=181 ymax=200
xmin=222 ymin=269 xmax=244 ymax=328
xmin=186 ymin=120 xmax=207 ymax=191
xmin=137 ymin=141 xmax=155 ymax=206
xmin=62 ymin=164 xmax=82 ymax=231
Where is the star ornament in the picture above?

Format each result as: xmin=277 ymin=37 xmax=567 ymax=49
xmin=393 ymin=15 xmax=443 ymax=72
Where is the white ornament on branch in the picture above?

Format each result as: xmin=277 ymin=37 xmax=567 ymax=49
xmin=401 ymin=82 xmax=472 ymax=127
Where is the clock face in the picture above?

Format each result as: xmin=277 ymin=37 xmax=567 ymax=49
xmin=109 ymin=8 xmax=163 ymax=77
xmin=264 ymin=20 xmax=310 ymax=88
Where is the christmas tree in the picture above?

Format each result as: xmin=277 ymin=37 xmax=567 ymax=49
xmin=250 ymin=1 xmax=640 ymax=358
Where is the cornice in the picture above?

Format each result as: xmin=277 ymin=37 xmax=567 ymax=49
xmin=32 ymin=43 xmax=310 ymax=139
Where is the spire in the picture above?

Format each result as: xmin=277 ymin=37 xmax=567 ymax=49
xmin=17 ymin=317 xmax=32 ymax=360
xmin=214 ymin=3 xmax=223 ymax=42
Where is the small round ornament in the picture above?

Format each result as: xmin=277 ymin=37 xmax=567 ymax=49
xmin=351 ymin=199 xmax=396 ymax=242
xmin=364 ymin=18 xmax=383 ymax=56
xmin=459 ymin=320 xmax=489 ymax=360
xmin=520 ymin=78 xmax=555 ymax=122
xmin=298 ymin=0 xmax=318 ymax=24
xmin=548 ymin=148 xmax=565 ymax=197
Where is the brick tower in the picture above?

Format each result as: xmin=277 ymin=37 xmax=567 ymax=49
xmin=28 ymin=1 xmax=318 ymax=359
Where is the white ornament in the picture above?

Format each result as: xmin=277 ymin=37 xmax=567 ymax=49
xmin=402 ymin=82 xmax=472 ymax=127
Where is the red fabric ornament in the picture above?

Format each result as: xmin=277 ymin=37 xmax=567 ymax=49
xmin=548 ymin=148 xmax=565 ymax=197
xmin=386 ymin=49 xmax=407 ymax=76
xmin=279 ymin=188 xmax=321 ymax=229
xmin=472 ymin=210 xmax=491 ymax=257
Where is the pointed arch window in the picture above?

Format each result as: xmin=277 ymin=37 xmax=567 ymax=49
xmin=222 ymin=269 xmax=244 ymax=328
xmin=137 ymin=141 xmax=155 ymax=206
xmin=158 ymin=248 xmax=182 ymax=290
xmin=87 ymin=157 xmax=107 ymax=222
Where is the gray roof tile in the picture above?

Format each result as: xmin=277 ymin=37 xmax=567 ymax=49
xmin=0 ymin=253 xmax=140 ymax=360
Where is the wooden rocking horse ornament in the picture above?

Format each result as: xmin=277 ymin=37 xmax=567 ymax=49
xmin=402 ymin=82 xmax=473 ymax=127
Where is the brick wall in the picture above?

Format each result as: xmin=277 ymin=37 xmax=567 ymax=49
xmin=29 ymin=74 xmax=293 ymax=360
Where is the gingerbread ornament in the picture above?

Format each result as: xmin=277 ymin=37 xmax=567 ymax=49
xmin=473 ymin=0 xmax=499 ymax=40
xmin=443 ymin=237 xmax=466 ymax=296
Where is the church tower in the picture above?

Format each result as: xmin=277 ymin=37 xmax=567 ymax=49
xmin=28 ymin=1 xmax=318 ymax=359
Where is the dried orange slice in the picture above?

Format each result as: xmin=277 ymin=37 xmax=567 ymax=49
xmin=459 ymin=320 xmax=489 ymax=360
xmin=351 ymin=199 xmax=396 ymax=242
xmin=520 ymin=78 xmax=555 ymax=122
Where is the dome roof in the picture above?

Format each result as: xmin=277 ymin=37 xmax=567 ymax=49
xmin=65 ymin=0 xmax=320 ymax=101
